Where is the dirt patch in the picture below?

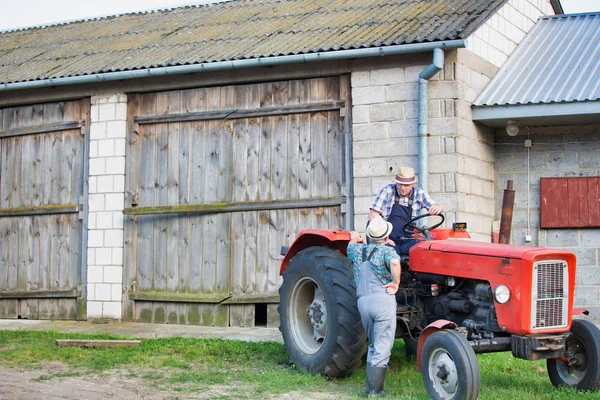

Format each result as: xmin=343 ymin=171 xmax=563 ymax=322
xmin=0 ymin=366 xmax=352 ymax=400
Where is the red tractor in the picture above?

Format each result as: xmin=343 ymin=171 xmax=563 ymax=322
xmin=277 ymin=215 xmax=600 ymax=399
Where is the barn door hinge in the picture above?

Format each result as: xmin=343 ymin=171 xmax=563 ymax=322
xmin=80 ymin=120 xmax=86 ymax=134
xmin=340 ymin=186 xmax=348 ymax=213
xmin=78 ymin=195 xmax=85 ymax=220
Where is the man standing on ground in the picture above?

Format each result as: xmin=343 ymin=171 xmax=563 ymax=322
xmin=369 ymin=166 xmax=443 ymax=256
xmin=347 ymin=216 xmax=401 ymax=396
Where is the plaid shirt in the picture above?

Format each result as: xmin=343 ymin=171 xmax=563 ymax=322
xmin=347 ymin=243 xmax=399 ymax=286
xmin=370 ymin=184 xmax=435 ymax=220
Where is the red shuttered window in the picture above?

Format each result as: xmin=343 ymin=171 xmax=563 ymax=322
xmin=540 ymin=177 xmax=600 ymax=228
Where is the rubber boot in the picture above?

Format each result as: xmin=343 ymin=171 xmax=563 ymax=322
xmin=365 ymin=366 xmax=387 ymax=397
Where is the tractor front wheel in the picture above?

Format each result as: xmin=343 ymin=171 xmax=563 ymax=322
xmin=421 ymin=330 xmax=481 ymax=400
xmin=547 ymin=319 xmax=600 ymax=390
xmin=278 ymin=246 xmax=366 ymax=377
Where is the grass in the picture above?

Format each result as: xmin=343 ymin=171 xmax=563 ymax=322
xmin=0 ymin=330 xmax=597 ymax=400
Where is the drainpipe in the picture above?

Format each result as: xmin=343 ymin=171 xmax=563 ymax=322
xmin=418 ymin=48 xmax=444 ymax=194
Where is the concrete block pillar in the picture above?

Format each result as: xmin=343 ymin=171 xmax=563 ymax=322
xmin=86 ymin=94 xmax=127 ymax=319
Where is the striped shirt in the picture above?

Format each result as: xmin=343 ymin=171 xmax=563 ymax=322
xmin=347 ymin=243 xmax=399 ymax=286
xmin=370 ymin=184 xmax=435 ymax=220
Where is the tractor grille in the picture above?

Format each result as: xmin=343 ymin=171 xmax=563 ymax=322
xmin=531 ymin=261 xmax=568 ymax=330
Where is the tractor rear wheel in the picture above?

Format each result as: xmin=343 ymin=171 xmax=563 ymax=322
xmin=421 ymin=330 xmax=481 ymax=400
xmin=278 ymin=246 xmax=366 ymax=377
xmin=547 ymin=319 xmax=600 ymax=390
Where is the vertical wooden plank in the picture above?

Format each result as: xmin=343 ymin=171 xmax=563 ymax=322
xmin=578 ymin=178 xmax=590 ymax=228
xmin=202 ymin=86 xmax=221 ymax=310
xmin=0 ymin=217 xmax=7 ymax=291
xmin=588 ymin=177 xmax=600 ymax=226
xmin=154 ymin=92 xmax=169 ymax=295
xmin=7 ymin=218 xmax=18 ymax=290
xmin=567 ymin=178 xmax=581 ymax=227
xmin=540 ymin=178 xmax=556 ymax=228
xmin=0 ymin=300 xmax=18 ymax=318
xmin=137 ymin=93 xmax=158 ymax=292
xmin=177 ymin=92 xmax=190 ymax=296
xmin=17 ymin=216 xmax=30 ymax=290
xmin=310 ymin=79 xmax=329 ymax=229
xmin=556 ymin=178 xmax=569 ymax=228
xmin=230 ymin=84 xmax=251 ymax=327
xmin=49 ymin=215 xmax=61 ymax=290
xmin=187 ymin=89 xmax=206 ymax=295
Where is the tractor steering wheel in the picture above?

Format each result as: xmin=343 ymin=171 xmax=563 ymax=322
xmin=402 ymin=213 xmax=445 ymax=241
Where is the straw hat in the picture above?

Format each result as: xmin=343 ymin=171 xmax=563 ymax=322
xmin=394 ymin=166 xmax=418 ymax=185
xmin=367 ymin=216 xmax=393 ymax=240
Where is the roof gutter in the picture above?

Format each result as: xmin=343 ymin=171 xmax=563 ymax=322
xmin=0 ymin=39 xmax=466 ymax=92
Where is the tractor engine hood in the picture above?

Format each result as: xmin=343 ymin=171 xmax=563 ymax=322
xmin=416 ymin=240 xmax=546 ymax=260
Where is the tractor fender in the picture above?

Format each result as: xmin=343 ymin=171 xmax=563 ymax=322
xmin=416 ymin=319 xmax=458 ymax=371
xmin=279 ymin=229 xmax=351 ymax=275
xmin=573 ymin=307 xmax=590 ymax=316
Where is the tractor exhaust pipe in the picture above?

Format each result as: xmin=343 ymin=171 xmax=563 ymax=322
xmin=499 ymin=180 xmax=515 ymax=244
xmin=469 ymin=337 xmax=512 ymax=353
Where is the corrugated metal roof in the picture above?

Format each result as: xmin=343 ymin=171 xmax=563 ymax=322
xmin=0 ymin=0 xmax=505 ymax=85
xmin=474 ymin=12 xmax=600 ymax=107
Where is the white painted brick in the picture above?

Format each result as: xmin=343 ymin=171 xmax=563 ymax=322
xmin=87 ymin=248 xmax=96 ymax=265
xmin=115 ymin=103 xmax=128 ymax=121
xmin=87 ymin=301 xmax=103 ymax=318
xmin=353 ymin=158 xmax=391 ymax=178
xmin=90 ymin=104 xmax=100 ymax=122
xmin=371 ymin=68 xmax=405 ymax=86
xmin=351 ymin=71 xmax=371 ymax=87
xmin=353 ymin=106 xmax=369 ymax=123
xmin=90 ymin=122 xmax=106 ymax=140
xmin=105 ymin=193 xmax=125 ymax=211
xmin=88 ymin=194 xmax=105 ymax=212
xmin=370 ymin=103 xmax=404 ymax=122
xmin=112 ymin=212 xmax=124 ymax=229
xmin=114 ymin=138 xmax=126 ymax=156
xmin=113 ymin=175 xmax=125 ymax=193
xmin=112 ymin=247 xmax=124 ymax=265
xmin=107 ymin=120 xmax=127 ymax=139
xmin=386 ymin=83 xmax=418 ymax=102
xmin=389 ymin=120 xmax=418 ymax=138
xmin=111 ymin=284 xmax=122 ymax=301
xmin=87 ymin=284 xmax=96 ymax=301
xmin=89 ymin=141 xmax=98 ymax=158
xmin=353 ymin=123 xmax=388 ymax=141
xmin=405 ymin=65 xmax=428 ymax=82
xmin=88 ymin=230 xmax=104 ymax=247
xmin=89 ymin=158 xmax=106 ymax=176
xmin=88 ymin=211 xmax=97 ymax=229
xmin=88 ymin=266 xmax=103 ymax=283
xmin=88 ymin=176 xmax=97 ymax=195
xmin=95 ymin=247 xmax=112 ymax=265
xmin=103 ymin=302 xmax=122 ymax=319
xmin=98 ymin=139 xmax=115 ymax=157
xmin=96 ymin=284 xmax=112 ymax=301
xmin=104 ymin=266 xmax=122 ymax=283
xmin=98 ymin=104 xmax=116 ymax=121
xmin=372 ymin=139 xmax=405 ymax=157
xmin=354 ymin=178 xmax=372 ymax=197
xmin=105 ymin=157 xmax=125 ymax=175
xmin=404 ymin=101 xmax=419 ymax=119
xmin=353 ymin=86 xmax=386 ymax=105
xmin=105 ymin=229 xmax=124 ymax=247
xmin=353 ymin=141 xmax=373 ymax=159
xmin=96 ymin=175 xmax=114 ymax=193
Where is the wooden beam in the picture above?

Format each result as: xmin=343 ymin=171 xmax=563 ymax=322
xmin=134 ymin=101 xmax=345 ymax=125
xmin=0 ymin=121 xmax=83 ymax=138
xmin=129 ymin=291 xmax=231 ymax=304
xmin=123 ymin=196 xmax=345 ymax=216
xmin=0 ymin=290 xmax=81 ymax=299
xmin=56 ymin=340 xmax=142 ymax=348
xmin=220 ymin=294 xmax=280 ymax=304
xmin=0 ymin=204 xmax=78 ymax=218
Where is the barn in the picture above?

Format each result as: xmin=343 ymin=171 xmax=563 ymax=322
xmin=2 ymin=0 xmax=598 ymax=326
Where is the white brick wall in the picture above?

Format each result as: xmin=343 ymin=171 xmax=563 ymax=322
xmin=87 ymin=94 xmax=127 ymax=319
xmin=467 ymin=0 xmax=554 ymax=67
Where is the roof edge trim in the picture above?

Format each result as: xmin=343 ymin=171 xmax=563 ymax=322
xmin=0 ymin=40 xmax=466 ymax=92
xmin=472 ymin=101 xmax=600 ymax=121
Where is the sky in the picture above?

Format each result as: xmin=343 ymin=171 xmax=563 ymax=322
xmin=0 ymin=0 xmax=599 ymax=31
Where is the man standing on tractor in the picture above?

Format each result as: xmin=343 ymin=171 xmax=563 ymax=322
xmin=368 ymin=166 xmax=444 ymax=255
xmin=347 ymin=216 xmax=401 ymax=397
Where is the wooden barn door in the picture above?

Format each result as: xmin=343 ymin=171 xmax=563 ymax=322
xmin=123 ymin=76 xmax=350 ymax=327
xmin=0 ymin=99 xmax=89 ymax=320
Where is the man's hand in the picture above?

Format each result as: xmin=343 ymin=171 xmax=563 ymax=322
xmin=428 ymin=205 xmax=444 ymax=215
xmin=349 ymin=231 xmax=365 ymax=244
xmin=382 ymin=281 xmax=399 ymax=295
xmin=385 ymin=237 xmax=396 ymax=247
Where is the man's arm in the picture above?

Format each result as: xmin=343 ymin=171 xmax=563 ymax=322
xmin=382 ymin=258 xmax=401 ymax=295
xmin=368 ymin=209 xmax=381 ymax=221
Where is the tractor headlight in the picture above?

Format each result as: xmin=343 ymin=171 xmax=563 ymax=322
xmin=494 ymin=285 xmax=510 ymax=304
